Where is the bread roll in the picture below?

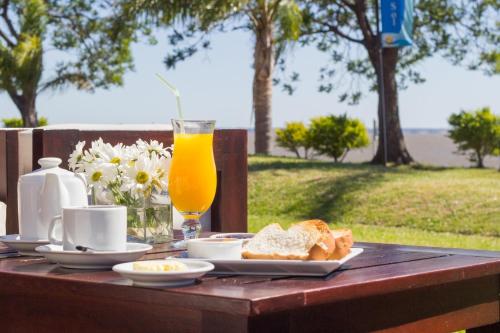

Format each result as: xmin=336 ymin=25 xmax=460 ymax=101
xmin=295 ymin=220 xmax=336 ymax=260
xmin=328 ymin=228 xmax=353 ymax=260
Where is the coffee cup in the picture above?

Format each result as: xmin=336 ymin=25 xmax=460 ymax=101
xmin=48 ymin=205 xmax=127 ymax=252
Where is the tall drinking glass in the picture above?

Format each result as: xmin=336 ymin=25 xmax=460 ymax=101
xmin=168 ymin=120 xmax=217 ymax=239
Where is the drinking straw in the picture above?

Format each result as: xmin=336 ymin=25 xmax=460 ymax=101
xmin=155 ymin=73 xmax=185 ymax=133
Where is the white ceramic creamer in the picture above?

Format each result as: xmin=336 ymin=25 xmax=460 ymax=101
xmin=17 ymin=157 xmax=88 ymax=240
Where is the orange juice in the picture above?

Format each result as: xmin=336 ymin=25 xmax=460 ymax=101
xmin=168 ymin=133 xmax=216 ymax=217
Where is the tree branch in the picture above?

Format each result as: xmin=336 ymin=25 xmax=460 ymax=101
xmin=232 ymin=24 xmax=252 ymax=32
xmin=353 ymin=0 xmax=374 ymax=47
xmin=244 ymin=8 xmax=258 ymax=28
xmin=363 ymin=13 xmax=374 ymax=38
xmin=2 ymin=0 xmax=19 ymax=40
xmin=38 ymin=71 xmax=92 ymax=94
xmin=0 ymin=27 xmax=14 ymax=46
xmin=313 ymin=19 xmax=364 ymax=44
xmin=339 ymin=0 xmax=355 ymax=10
xmin=268 ymin=0 xmax=282 ymax=21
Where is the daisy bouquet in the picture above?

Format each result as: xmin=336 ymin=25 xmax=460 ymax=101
xmin=68 ymin=138 xmax=173 ymax=206
xmin=68 ymin=138 xmax=174 ymax=243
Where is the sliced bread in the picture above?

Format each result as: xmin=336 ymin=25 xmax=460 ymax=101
xmin=242 ymin=223 xmax=322 ymax=260
xmin=295 ymin=220 xmax=336 ymax=260
xmin=328 ymin=228 xmax=353 ymax=260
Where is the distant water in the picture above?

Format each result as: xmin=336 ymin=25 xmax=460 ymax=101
xmin=247 ymin=129 xmax=499 ymax=168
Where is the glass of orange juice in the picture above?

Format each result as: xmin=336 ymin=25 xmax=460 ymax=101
xmin=168 ymin=120 xmax=217 ymax=239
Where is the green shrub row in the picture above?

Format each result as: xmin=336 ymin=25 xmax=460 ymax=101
xmin=448 ymin=107 xmax=500 ymax=168
xmin=275 ymin=107 xmax=500 ymax=169
xmin=275 ymin=114 xmax=369 ymax=162
xmin=2 ymin=117 xmax=48 ymax=128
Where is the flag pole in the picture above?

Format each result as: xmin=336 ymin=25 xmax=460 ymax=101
xmin=375 ymin=0 xmax=388 ymax=166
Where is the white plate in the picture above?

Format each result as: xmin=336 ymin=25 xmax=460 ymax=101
xmin=179 ymin=248 xmax=363 ymax=277
xmin=209 ymin=233 xmax=255 ymax=240
xmin=35 ymin=243 xmax=152 ymax=269
xmin=0 ymin=234 xmax=49 ymax=256
xmin=113 ymin=259 xmax=214 ymax=287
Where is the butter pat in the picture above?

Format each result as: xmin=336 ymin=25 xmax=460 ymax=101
xmin=132 ymin=260 xmax=188 ymax=272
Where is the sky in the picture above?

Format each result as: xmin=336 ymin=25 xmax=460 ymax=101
xmin=1 ymin=30 xmax=499 ymax=129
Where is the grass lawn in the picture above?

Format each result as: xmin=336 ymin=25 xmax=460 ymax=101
xmin=248 ymin=156 xmax=500 ymax=251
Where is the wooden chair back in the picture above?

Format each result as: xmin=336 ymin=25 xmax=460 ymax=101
xmin=32 ymin=127 xmax=247 ymax=232
xmin=0 ymin=129 xmax=33 ymax=234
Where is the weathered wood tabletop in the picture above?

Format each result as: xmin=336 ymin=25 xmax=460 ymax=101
xmin=0 ymin=239 xmax=499 ymax=333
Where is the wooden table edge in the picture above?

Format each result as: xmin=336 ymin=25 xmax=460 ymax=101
xmin=0 ymin=268 xmax=255 ymax=316
xmin=356 ymin=242 xmax=500 ymax=258
xmin=246 ymin=256 xmax=500 ymax=316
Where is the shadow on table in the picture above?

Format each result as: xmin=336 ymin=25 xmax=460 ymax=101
xmin=12 ymin=261 xmax=107 ymax=275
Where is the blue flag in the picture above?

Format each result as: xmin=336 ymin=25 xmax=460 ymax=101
xmin=381 ymin=0 xmax=414 ymax=48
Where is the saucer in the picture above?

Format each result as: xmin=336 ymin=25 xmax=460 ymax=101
xmin=0 ymin=234 xmax=50 ymax=256
xmin=35 ymin=243 xmax=152 ymax=269
xmin=113 ymin=259 xmax=214 ymax=287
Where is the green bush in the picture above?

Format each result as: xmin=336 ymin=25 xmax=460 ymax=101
xmin=309 ymin=114 xmax=369 ymax=162
xmin=2 ymin=117 xmax=48 ymax=128
xmin=448 ymin=107 xmax=500 ymax=168
xmin=275 ymin=122 xmax=313 ymax=158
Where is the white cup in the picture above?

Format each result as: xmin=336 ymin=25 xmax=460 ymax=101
xmin=48 ymin=205 xmax=127 ymax=252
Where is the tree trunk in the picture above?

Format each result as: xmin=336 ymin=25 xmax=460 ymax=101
xmin=476 ymin=150 xmax=484 ymax=168
xmin=8 ymin=91 xmax=39 ymax=127
xmin=340 ymin=148 xmax=350 ymax=162
xmin=253 ymin=21 xmax=274 ymax=155
xmin=20 ymin=97 xmax=38 ymax=127
xmin=370 ymin=48 xmax=413 ymax=165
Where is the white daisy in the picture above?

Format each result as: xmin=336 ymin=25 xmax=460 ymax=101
xmin=152 ymin=153 xmax=170 ymax=192
xmin=137 ymin=139 xmax=166 ymax=157
xmin=122 ymin=143 xmax=140 ymax=165
xmin=68 ymin=141 xmax=86 ymax=172
xmin=99 ymin=142 xmax=126 ymax=165
xmin=89 ymin=138 xmax=106 ymax=159
xmin=84 ymin=162 xmax=117 ymax=186
xmin=121 ymin=155 xmax=156 ymax=196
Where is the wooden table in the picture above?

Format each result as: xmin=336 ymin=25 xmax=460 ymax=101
xmin=0 ymin=240 xmax=499 ymax=333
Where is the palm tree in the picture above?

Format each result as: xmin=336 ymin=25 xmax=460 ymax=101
xmin=247 ymin=1 xmax=302 ymax=154
xmin=0 ymin=0 xmax=45 ymax=126
xmin=129 ymin=0 xmax=302 ymax=154
xmin=0 ymin=0 xmax=137 ymax=127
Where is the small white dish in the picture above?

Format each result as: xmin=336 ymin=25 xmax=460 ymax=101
xmin=187 ymin=238 xmax=243 ymax=260
xmin=35 ymin=242 xmax=152 ymax=269
xmin=113 ymin=259 xmax=214 ymax=287
xmin=0 ymin=234 xmax=49 ymax=256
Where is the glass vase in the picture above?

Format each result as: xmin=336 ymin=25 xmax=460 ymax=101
xmin=126 ymin=203 xmax=173 ymax=244
xmin=92 ymin=187 xmax=173 ymax=244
